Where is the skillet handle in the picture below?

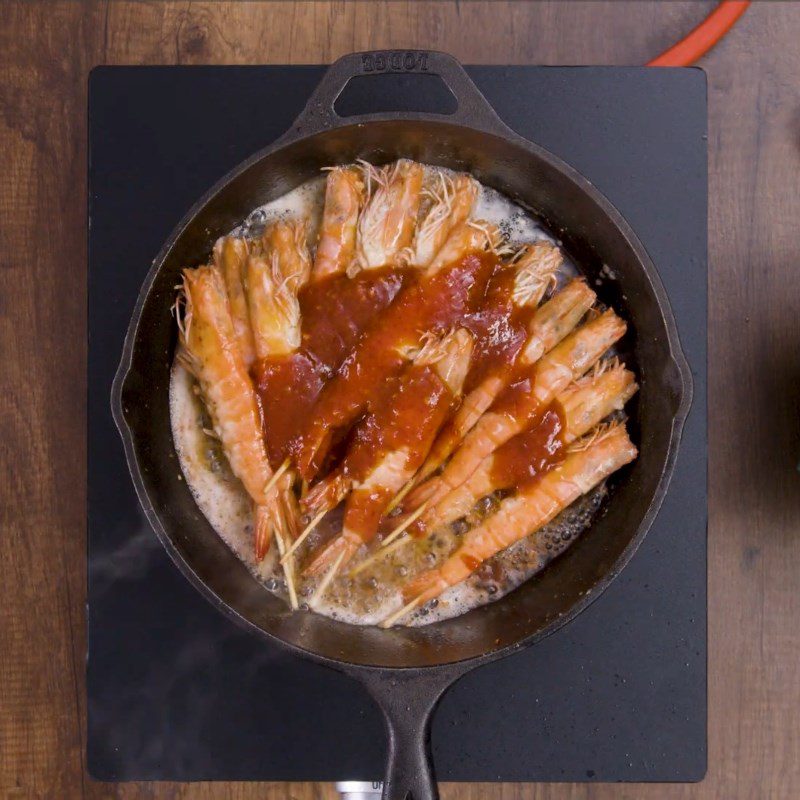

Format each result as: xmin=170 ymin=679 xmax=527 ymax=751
xmin=356 ymin=668 xmax=463 ymax=800
xmin=281 ymin=50 xmax=510 ymax=140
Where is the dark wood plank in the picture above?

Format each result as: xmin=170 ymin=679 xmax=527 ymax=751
xmin=0 ymin=2 xmax=105 ymax=799
xmin=2 ymin=2 xmax=798 ymax=798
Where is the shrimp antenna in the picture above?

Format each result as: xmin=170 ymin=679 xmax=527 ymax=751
xmin=412 ymin=172 xmax=457 ymax=263
xmin=175 ymin=344 xmax=199 ymax=376
xmin=513 ymin=268 xmax=549 ymax=307
xmin=567 ymin=418 xmax=625 ymax=453
xmin=173 ymin=276 xmax=190 ymax=340
xmin=357 ymin=159 xmax=387 ymax=197
xmin=467 ymin=220 xmax=508 ymax=256
xmin=589 ymin=355 xmax=621 ymax=379
xmin=511 ymin=244 xmax=562 ymax=306
xmin=293 ymin=218 xmax=309 ymax=249
xmin=413 ymin=331 xmax=452 ymax=366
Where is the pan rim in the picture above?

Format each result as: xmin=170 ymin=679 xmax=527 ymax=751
xmin=111 ymin=117 xmax=693 ymax=674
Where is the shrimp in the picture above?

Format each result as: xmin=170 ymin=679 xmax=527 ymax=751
xmin=406 ymin=173 xmax=478 ymax=268
xmin=417 ymin=359 xmax=637 ymax=533
xmin=356 ymin=159 xmax=424 ymax=271
xmin=405 ymin=308 xmax=627 ymax=511
xmin=510 ymin=241 xmax=563 ymax=307
xmin=427 ymin=219 xmax=503 ymax=275
xmin=246 ymin=251 xmax=301 ymax=359
xmin=518 ymin=277 xmax=596 ymax=366
xmin=303 ymin=329 xmax=474 ymax=578
xmin=176 ymin=265 xmax=286 ymax=561
xmin=247 ymin=220 xmax=314 ymax=543
xmin=296 ymin=221 xmax=501 ymax=480
xmin=263 ymin=219 xmax=312 ymax=291
xmin=414 ymin=252 xmax=584 ymax=487
xmin=386 ymin=421 xmax=638 ymax=623
xmin=247 ymin=219 xmax=311 ymax=360
xmin=313 ymin=167 xmax=365 ymax=280
xmin=213 ymin=236 xmax=256 ymax=367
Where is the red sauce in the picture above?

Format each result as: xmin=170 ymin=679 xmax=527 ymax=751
xmin=345 ymin=486 xmax=395 ymax=539
xmin=488 ymin=366 xmax=541 ymax=423
xmin=255 ymin=250 xmax=544 ymax=483
xmin=489 ymin=403 xmax=565 ymax=489
xmin=462 ymin=266 xmax=534 ymax=391
xmin=298 ymin=251 xmax=499 ymax=478
xmin=461 ymin=554 xmax=482 ymax=571
xmin=254 ymin=353 xmax=324 ymax=468
xmin=342 ymin=365 xmax=456 ymax=537
xmin=344 ymin=367 xmax=451 ymax=479
xmin=299 ymin=268 xmax=408 ymax=377
xmin=254 ymin=268 xmax=409 ymax=468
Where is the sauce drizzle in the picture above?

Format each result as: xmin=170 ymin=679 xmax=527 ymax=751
xmin=297 ymin=250 xmax=499 ymax=478
xmin=254 ymin=267 xmax=409 ymax=468
xmin=489 ymin=403 xmax=565 ymax=489
xmin=462 ymin=266 xmax=534 ymax=391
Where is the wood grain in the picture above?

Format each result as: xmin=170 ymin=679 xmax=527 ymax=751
xmin=1 ymin=2 xmax=798 ymax=798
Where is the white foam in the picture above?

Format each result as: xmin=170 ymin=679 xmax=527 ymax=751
xmin=231 ymin=176 xmax=326 ymax=244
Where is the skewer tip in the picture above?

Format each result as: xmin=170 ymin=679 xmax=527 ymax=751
xmin=263 ymin=458 xmax=291 ymax=499
xmin=309 ymin=550 xmax=347 ymax=608
xmin=380 ymin=499 xmax=431 ymax=550
xmin=348 ymin=533 xmax=412 ymax=578
xmin=379 ymin=594 xmax=425 ymax=629
xmin=280 ymin=506 xmax=327 ymax=564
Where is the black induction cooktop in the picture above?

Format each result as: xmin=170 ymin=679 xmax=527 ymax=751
xmin=87 ymin=64 xmax=707 ymax=783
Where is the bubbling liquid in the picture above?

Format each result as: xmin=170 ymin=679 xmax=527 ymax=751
xmin=169 ymin=164 xmax=605 ymax=626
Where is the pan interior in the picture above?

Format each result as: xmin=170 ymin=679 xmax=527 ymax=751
xmin=119 ymin=120 xmax=685 ymax=669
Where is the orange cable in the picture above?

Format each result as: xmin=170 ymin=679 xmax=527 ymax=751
xmin=647 ymin=1 xmax=751 ymax=67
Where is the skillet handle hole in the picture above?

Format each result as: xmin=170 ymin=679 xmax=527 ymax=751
xmin=334 ymin=73 xmax=458 ymax=118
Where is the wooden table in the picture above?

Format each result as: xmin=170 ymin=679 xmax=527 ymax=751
xmin=2 ymin=2 xmax=798 ymax=798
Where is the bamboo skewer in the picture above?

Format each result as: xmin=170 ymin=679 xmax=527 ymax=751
xmin=263 ymin=458 xmax=291 ymax=498
xmin=349 ymin=534 xmax=412 ymax=578
xmin=385 ymin=476 xmax=416 ymax=514
xmin=379 ymin=594 xmax=426 ymax=629
xmin=273 ymin=526 xmax=299 ymax=610
xmin=309 ymin=550 xmax=346 ymax=608
xmin=280 ymin=507 xmax=327 ymax=564
xmin=379 ymin=500 xmax=430 ymax=550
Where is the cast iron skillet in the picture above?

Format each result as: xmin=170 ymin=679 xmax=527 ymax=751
xmin=112 ymin=51 xmax=692 ymax=799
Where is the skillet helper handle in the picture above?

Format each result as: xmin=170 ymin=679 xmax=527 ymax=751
xmin=358 ymin=669 xmax=458 ymax=800
xmin=282 ymin=49 xmax=509 ymax=140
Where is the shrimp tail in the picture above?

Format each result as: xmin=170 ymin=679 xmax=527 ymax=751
xmin=256 ymin=477 xmax=299 ymax=561
xmin=279 ymin=479 xmax=300 ymax=541
xmin=255 ymin=504 xmax=274 ymax=561
xmin=402 ymin=570 xmax=447 ymax=604
xmin=401 ymin=479 xmax=440 ymax=514
xmin=303 ymin=532 xmax=360 ymax=578
xmin=302 ymin=471 xmax=348 ymax=518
